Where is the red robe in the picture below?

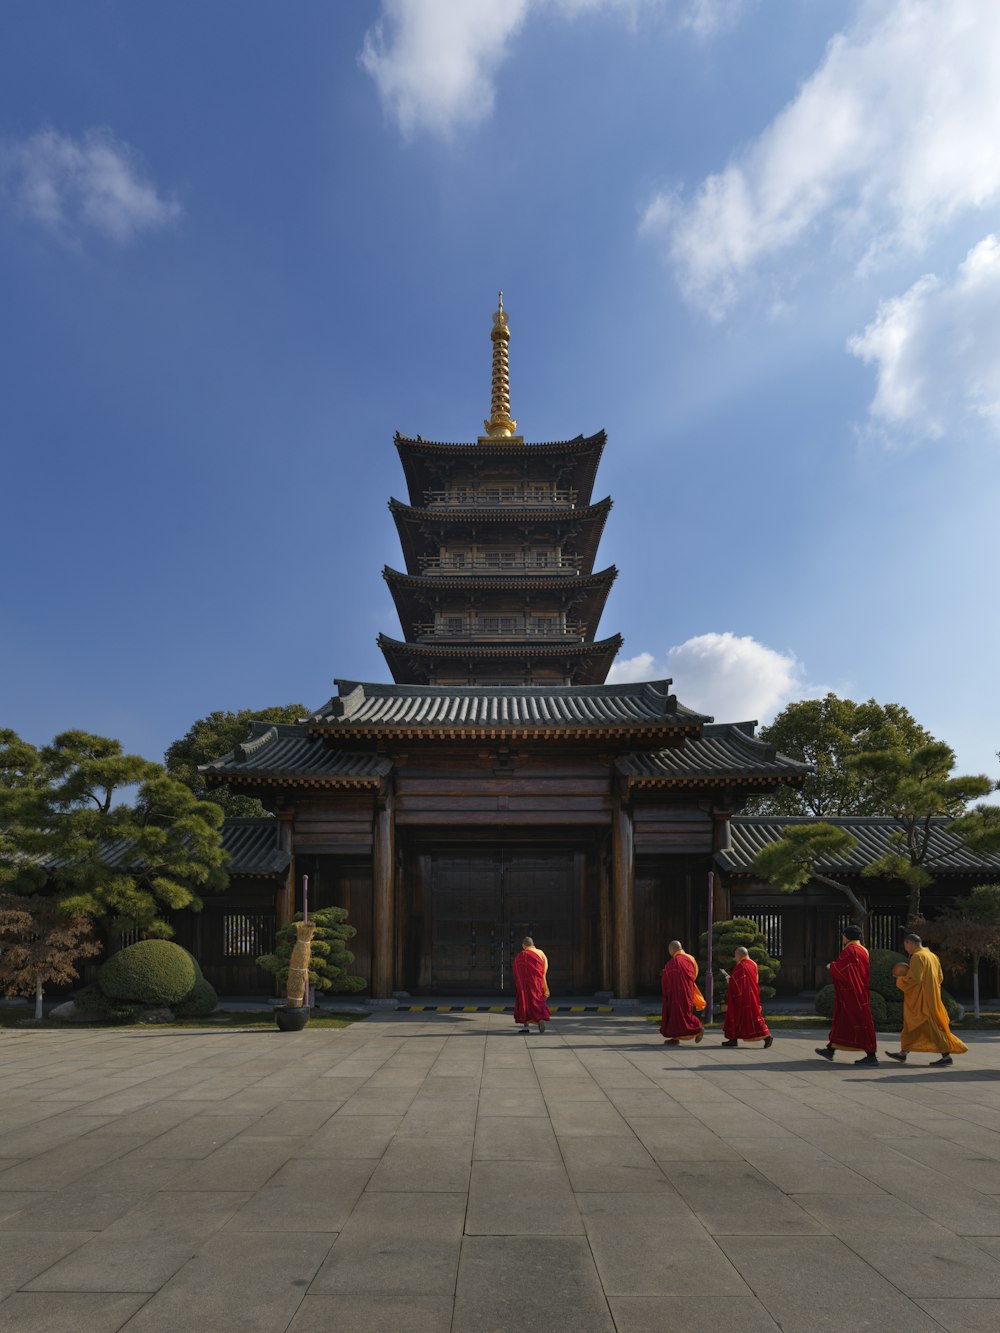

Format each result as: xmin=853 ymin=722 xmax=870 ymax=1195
xmin=723 ymin=957 xmax=770 ymax=1041
xmin=828 ymin=940 xmax=877 ymax=1053
xmin=513 ymin=947 xmax=551 ymax=1025
xmin=660 ymin=951 xmax=703 ymax=1041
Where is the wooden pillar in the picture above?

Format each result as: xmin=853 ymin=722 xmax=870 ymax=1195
xmin=371 ymin=781 xmax=396 ymax=999
xmin=276 ymin=812 xmax=295 ymax=929
xmin=611 ymin=783 xmax=635 ymax=998
xmin=597 ymin=835 xmax=612 ymax=993
xmin=711 ymin=809 xmax=732 ymax=922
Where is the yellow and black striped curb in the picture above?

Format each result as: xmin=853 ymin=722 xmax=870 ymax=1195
xmin=396 ymin=1004 xmax=614 ymax=1014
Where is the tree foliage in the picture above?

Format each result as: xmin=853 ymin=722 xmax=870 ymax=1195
xmin=699 ymin=917 xmax=780 ymax=1001
xmin=257 ymin=907 xmax=366 ymax=995
xmin=745 ymin=695 xmax=935 ymax=816
xmin=851 ymin=743 xmax=994 ymax=924
xmin=164 ymin=705 xmax=307 ymax=817
xmin=0 ymin=729 xmax=228 ymax=941
xmin=0 ymin=894 xmax=102 ymax=1019
xmin=751 ymin=822 xmax=869 ymax=929
xmin=922 ymin=884 xmax=1000 ymax=1019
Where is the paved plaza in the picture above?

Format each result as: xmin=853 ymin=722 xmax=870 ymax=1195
xmin=2 ymin=1016 xmax=1000 ymax=1332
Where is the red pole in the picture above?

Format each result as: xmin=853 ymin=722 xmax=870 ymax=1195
xmin=302 ymin=874 xmax=309 ymax=1011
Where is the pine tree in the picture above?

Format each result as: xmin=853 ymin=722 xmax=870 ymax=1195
xmin=699 ymin=917 xmax=780 ymax=1002
xmin=257 ymin=907 xmax=366 ymax=996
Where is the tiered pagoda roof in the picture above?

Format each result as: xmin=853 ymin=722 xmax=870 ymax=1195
xmin=379 ymin=295 xmax=621 ymax=686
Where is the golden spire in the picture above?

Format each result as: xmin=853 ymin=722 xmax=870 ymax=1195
xmin=482 ymin=290 xmax=520 ymax=440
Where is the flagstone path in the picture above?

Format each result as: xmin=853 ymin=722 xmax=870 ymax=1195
xmin=2 ymin=1014 xmax=1000 ymax=1331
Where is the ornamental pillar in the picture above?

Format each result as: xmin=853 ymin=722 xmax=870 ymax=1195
xmin=611 ymin=781 xmax=635 ymax=999
xmin=276 ymin=812 xmax=295 ymax=930
xmin=371 ymin=780 xmax=396 ymax=999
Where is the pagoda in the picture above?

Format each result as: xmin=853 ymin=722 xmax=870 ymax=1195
xmin=379 ymin=293 xmax=622 ymax=687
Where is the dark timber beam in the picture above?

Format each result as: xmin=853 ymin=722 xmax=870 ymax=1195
xmin=611 ymin=781 xmax=635 ymax=998
xmin=372 ymin=782 xmax=396 ymax=999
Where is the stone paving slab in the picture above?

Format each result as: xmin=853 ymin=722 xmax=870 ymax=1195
xmin=3 ymin=1016 xmax=1000 ymax=1331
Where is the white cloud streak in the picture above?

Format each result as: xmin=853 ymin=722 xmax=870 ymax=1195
xmin=609 ymin=630 xmax=813 ymax=723
xmin=848 ymin=233 xmax=1000 ymax=439
xmin=643 ymin=0 xmax=1000 ymax=315
xmin=360 ymin=0 xmax=737 ymax=138
xmin=0 ymin=128 xmax=180 ymax=244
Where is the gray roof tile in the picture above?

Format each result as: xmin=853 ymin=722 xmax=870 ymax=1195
xmin=722 ymin=815 xmax=1000 ymax=875
xmin=616 ymin=723 xmax=809 ymax=786
xmin=200 ymin=723 xmax=392 ymax=786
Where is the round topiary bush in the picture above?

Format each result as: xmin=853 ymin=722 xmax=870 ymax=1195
xmin=814 ymin=983 xmax=886 ymax=1026
xmin=174 ymin=976 xmax=219 ymax=1018
xmin=72 ymin=983 xmax=143 ymax=1025
xmin=869 ymin=949 xmax=907 ymax=1003
xmin=98 ymin=940 xmax=198 ymax=1007
xmin=867 ymin=989 xmax=888 ymax=1026
xmin=815 ymin=983 xmax=835 ymax=1018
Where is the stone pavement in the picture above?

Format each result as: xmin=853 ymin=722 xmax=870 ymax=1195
xmin=2 ymin=1016 xmax=1000 ymax=1333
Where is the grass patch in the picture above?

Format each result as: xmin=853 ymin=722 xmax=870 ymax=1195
xmin=0 ymin=1005 xmax=365 ymax=1032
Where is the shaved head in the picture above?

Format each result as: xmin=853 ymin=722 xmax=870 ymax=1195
xmin=522 ymin=936 xmax=534 ymax=948
xmin=735 ymin=947 xmax=749 ymax=959
xmin=668 ymin=940 xmax=683 ymax=956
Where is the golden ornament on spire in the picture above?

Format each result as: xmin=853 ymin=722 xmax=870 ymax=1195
xmin=482 ymin=290 xmax=519 ymax=440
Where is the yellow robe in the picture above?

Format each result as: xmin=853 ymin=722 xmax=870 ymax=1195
xmin=895 ymin=947 xmax=968 ymax=1054
xmin=526 ymin=946 xmax=549 ymax=998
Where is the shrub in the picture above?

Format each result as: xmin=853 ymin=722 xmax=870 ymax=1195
xmin=174 ymin=976 xmax=219 ymax=1018
xmin=98 ymin=940 xmax=197 ymax=1007
xmin=257 ymin=907 xmax=366 ymax=995
xmin=814 ymin=983 xmax=886 ymax=1026
xmin=72 ymin=983 xmax=143 ymax=1025
xmin=699 ymin=917 xmax=780 ymax=1001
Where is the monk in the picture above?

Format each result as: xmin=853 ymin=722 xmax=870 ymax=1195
xmin=720 ymin=947 xmax=773 ymax=1049
xmin=886 ymin=933 xmax=968 ymax=1068
xmin=512 ymin=936 xmax=550 ymax=1034
xmin=660 ymin=940 xmax=705 ymax=1045
xmin=816 ymin=924 xmax=878 ymax=1065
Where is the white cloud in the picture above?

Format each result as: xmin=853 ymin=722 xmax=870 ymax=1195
xmin=848 ymin=233 xmax=1000 ymax=439
xmin=0 ymin=127 xmax=180 ymax=243
xmin=360 ymin=0 xmax=737 ymax=138
xmin=360 ymin=0 xmax=532 ymax=138
xmin=609 ymin=630 xmax=812 ymax=722
xmin=644 ymin=1 xmax=1000 ymax=315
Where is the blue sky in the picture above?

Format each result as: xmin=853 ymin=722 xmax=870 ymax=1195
xmin=1 ymin=0 xmax=998 ymax=789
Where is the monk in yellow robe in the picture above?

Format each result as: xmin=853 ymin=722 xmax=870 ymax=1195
xmin=886 ymin=932 xmax=967 ymax=1068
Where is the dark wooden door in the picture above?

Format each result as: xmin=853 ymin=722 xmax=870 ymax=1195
xmin=428 ymin=847 xmax=576 ymax=994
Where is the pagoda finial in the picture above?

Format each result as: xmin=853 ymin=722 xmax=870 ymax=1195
xmin=483 ymin=290 xmax=518 ymax=439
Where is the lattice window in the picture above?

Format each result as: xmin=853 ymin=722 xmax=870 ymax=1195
xmin=740 ymin=907 xmax=782 ymax=957
xmin=839 ymin=910 xmax=903 ymax=950
xmin=223 ymin=913 xmax=274 ymax=959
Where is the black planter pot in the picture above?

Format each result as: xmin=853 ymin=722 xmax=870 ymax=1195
xmin=275 ymin=1006 xmax=309 ymax=1032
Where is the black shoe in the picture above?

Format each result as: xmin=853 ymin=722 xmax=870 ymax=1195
xmin=885 ymin=1050 xmax=906 ymax=1063
xmin=815 ymin=1047 xmax=834 ymax=1061
xmin=519 ymin=1026 xmax=530 ymax=1034
xmin=854 ymin=1053 xmax=878 ymax=1066
xmin=763 ymin=1035 xmax=773 ymax=1049
xmin=929 ymin=1054 xmax=953 ymax=1067
xmin=720 ymin=1039 xmax=738 ymax=1048
xmin=694 ymin=1031 xmax=704 ymax=1044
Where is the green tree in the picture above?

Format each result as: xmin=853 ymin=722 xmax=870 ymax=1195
xmin=0 ymin=730 xmax=228 ymax=942
xmin=751 ymin=822 xmax=869 ymax=933
xmin=164 ymin=705 xmax=306 ymax=817
xmin=850 ymin=743 xmax=994 ymax=924
xmin=0 ymin=731 xmax=48 ymax=893
xmin=922 ymin=884 xmax=1000 ymax=1020
xmin=256 ymin=907 xmax=366 ymax=996
xmin=951 ymin=802 xmax=1000 ymax=858
xmin=745 ymin=694 xmax=935 ymax=816
xmin=699 ymin=917 xmax=780 ymax=1002
xmin=0 ymin=894 xmax=102 ymax=1020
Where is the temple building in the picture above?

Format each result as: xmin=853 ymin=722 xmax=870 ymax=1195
xmin=194 ymin=297 xmax=1000 ymax=1000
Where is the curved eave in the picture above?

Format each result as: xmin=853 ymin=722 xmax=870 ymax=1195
xmin=382 ymin=565 xmax=618 ymax=641
xmin=377 ymin=632 xmax=624 ymax=689
xmin=625 ymin=774 xmax=805 ymax=791
xmin=395 ymin=431 xmax=607 ymax=506
xmin=389 ymin=496 xmax=612 ymax=573
xmin=205 ymin=771 xmax=383 ymax=791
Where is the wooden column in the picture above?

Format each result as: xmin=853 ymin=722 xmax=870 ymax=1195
xmin=276 ymin=813 xmax=295 ymax=930
xmin=371 ymin=781 xmax=396 ymax=999
xmin=597 ymin=835 xmax=612 ymax=993
xmin=611 ymin=782 xmax=635 ymax=998
xmin=711 ymin=810 xmax=733 ymax=922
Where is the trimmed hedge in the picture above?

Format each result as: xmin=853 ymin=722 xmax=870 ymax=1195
xmin=174 ymin=976 xmax=219 ymax=1018
xmin=99 ymin=940 xmax=197 ymax=1007
xmin=73 ymin=983 xmax=143 ymax=1025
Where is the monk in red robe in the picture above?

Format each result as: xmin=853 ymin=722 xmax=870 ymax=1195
xmin=720 ymin=947 xmax=773 ymax=1049
xmin=513 ymin=936 xmax=550 ymax=1033
xmin=660 ymin=940 xmax=704 ymax=1045
xmin=816 ymin=925 xmax=878 ymax=1065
